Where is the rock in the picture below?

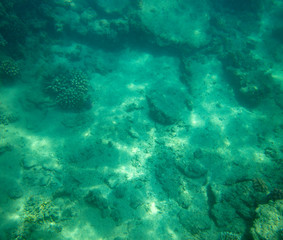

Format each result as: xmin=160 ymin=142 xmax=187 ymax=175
xmin=176 ymin=191 xmax=191 ymax=209
xmin=85 ymin=189 xmax=108 ymax=210
xmin=110 ymin=208 xmax=122 ymax=225
xmin=0 ymin=142 xmax=12 ymax=154
xmin=8 ymin=184 xmax=23 ymax=199
xmin=179 ymin=161 xmax=208 ymax=179
xmin=21 ymin=157 xmax=37 ymax=169
xmin=146 ymin=85 xmax=189 ymax=125
xmin=96 ymin=0 xmax=130 ymax=14
xmin=129 ymin=190 xmax=144 ymax=209
xmin=138 ymin=0 xmax=210 ymax=48
xmin=113 ymin=185 xmax=127 ymax=199
xmin=84 ymin=189 xmax=110 ymax=218
xmin=127 ymin=127 xmax=139 ymax=139
xmin=178 ymin=209 xmax=211 ymax=234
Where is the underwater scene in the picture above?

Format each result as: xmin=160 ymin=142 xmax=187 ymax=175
xmin=0 ymin=0 xmax=283 ymax=239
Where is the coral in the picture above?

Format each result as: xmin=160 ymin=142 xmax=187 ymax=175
xmin=220 ymin=232 xmax=241 ymax=240
xmin=0 ymin=112 xmax=18 ymax=125
xmin=268 ymin=188 xmax=283 ymax=201
xmin=1 ymin=0 xmax=17 ymax=11
xmin=221 ymin=51 xmax=271 ymax=107
xmin=0 ymin=58 xmax=20 ymax=78
xmin=251 ymin=200 xmax=283 ymax=240
xmin=47 ymin=69 xmax=91 ymax=110
xmin=252 ymin=178 xmax=268 ymax=193
xmin=264 ymin=147 xmax=278 ymax=159
xmin=13 ymin=196 xmax=61 ymax=240
xmin=1 ymin=15 xmax=27 ymax=44
xmin=178 ymin=209 xmax=212 ymax=235
xmin=0 ymin=33 xmax=7 ymax=46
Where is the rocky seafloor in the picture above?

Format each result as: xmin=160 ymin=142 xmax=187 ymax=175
xmin=0 ymin=0 xmax=282 ymax=239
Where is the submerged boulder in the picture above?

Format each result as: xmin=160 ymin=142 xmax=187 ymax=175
xmin=138 ymin=0 xmax=210 ymax=48
xmin=95 ymin=0 xmax=131 ymax=14
xmin=146 ymin=84 xmax=190 ymax=125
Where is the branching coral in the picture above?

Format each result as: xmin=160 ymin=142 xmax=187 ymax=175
xmin=0 ymin=58 xmax=20 ymax=79
xmin=13 ymin=196 xmax=60 ymax=240
xmin=46 ymin=69 xmax=91 ymax=110
xmin=220 ymin=232 xmax=241 ymax=240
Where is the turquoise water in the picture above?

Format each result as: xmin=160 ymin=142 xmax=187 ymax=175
xmin=0 ymin=0 xmax=282 ymax=239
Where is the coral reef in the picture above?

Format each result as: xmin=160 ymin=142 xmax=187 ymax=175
xmin=251 ymin=200 xmax=283 ymax=240
xmin=0 ymin=58 xmax=20 ymax=79
xmin=210 ymin=179 xmax=270 ymax=234
xmin=178 ymin=209 xmax=212 ymax=235
xmin=252 ymin=178 xmax=268 ymax=193
xmin=13 ymin=196 xmax=61 ymax=240
xmin=267 ymin=188 xmax=283 ymax=201
xmin=1 ymin=16 xmax=27 ymax=45
xmin=0 ymin=113 xmax=18 ymax=125
xmin=46 ymin=69 xmax=91 ymax=110
xmin=220 ymin=232 xmax=241 ymax=240
xmin=0 ymin=33 xmax=7 ymax=47
xmin=221 ymin=51 xmax=272 ymax=107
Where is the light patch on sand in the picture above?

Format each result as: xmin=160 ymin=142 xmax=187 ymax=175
xmin=189 ymin=112 xmax=205 ymax=127
xmin=148 ymin=202 xmax=159 ymax=215
xmin=253 ymin=152 xmax=268 ymax=163
xmin=115 ymin=142 xmax=139 ymax=157
xmin=166 ymin=227 xmax=179 ymax=240
xmin=23 ymin=132 xmax=61 ymax=169
xmin=28 ymin=137 xmax=51 ymax=152
xmin=131 ymin=147 xmax=140 ymax=154
xmin=115 ymin=165 xmax=143 ymax=180
xmin=272 ymin=72 xmax=283 ymax=90
xmin=216 ymin=146 xmax=231 ymax=157
xmin=165 ymin=137 xmax=187 ymax=152
xmin=127 ymin=83 xmax=147 ymax=91
xmin=82 ymin=129 xmax=92 ymax=138
xmin=210 ymin=114 xmax=225 ymax=131
xmin=62 ymin=223 xmax=101 ymax=240
xmin=224 ymin=137 xmax=231 ymax=147
xmin=128 ymin=52 xmax=151 ymax=67
xmin=7 ymin=213 xmax=21 ymax=221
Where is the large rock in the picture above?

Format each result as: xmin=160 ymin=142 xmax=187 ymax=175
xmin=138 ymin=0 xmax=210 ymax=48
xmin=146 ymin=84 xmax=190 ymax=125
xmin=96 ymin=0 xmax=130 ymax=14
xmin=178 ymin=209 xmax=211 ymax=234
